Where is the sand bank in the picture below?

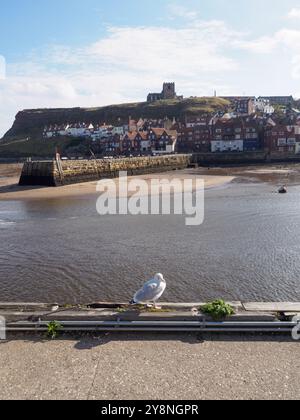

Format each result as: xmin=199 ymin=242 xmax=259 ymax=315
xmin=0 ymin=165 xmax=234 ymax=201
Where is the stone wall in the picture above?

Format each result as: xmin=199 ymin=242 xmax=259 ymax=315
xmin=19 ymin=161 xmax=56 ymax=186
xmin=192 ymin=151 xmax=300 ymax=165
xmin=192 ymin=152 xmax=268 ymax=165
xmin=19 ymin=155 xmax=192 ymax=187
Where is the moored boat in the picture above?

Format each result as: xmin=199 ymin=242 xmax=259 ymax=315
xmin=278 ymin=186 xmax=287 ymax=194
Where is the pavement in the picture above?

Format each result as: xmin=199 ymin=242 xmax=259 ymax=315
xmin=0 ymin=333 xmax=299 ymax=400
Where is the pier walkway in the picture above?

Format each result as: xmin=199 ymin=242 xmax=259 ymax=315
xmin=0 ymin=333 xmax=298 ymax=400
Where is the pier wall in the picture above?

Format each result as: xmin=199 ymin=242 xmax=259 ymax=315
xmin=192 ymin=151 xmax=300 ymax=166
xmin=19 ymin=155 xmax=192 ymax=186
xmin=192 ymin=152 xmax=268 ymax=165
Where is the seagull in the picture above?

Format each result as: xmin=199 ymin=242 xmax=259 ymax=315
xmin=130 ymin=273 xmax=167 ymax=308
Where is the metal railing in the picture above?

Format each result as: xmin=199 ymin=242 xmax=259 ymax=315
xmin=6 ymin=319 xmax=299 ymax=333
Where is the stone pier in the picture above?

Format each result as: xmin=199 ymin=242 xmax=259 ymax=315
xmin=19 ymin=154 xmax=192 ymax=187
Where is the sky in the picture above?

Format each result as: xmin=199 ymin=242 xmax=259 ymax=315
xmin=1 ymin=0 xmax=300 ymax=137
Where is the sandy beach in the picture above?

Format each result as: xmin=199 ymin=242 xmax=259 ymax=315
xmin=0 ymin=163 xmax=235 ymax=201
xmin=3 ymin=161 xmax=300 ymax=202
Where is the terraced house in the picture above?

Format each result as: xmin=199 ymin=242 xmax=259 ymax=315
xmin=177 ymin=125 xmax=212 ymax=153
xmin=265 ymin=124 xmax=300 ymax=155
xmin=211 ymin=117 xmax=260 ymax=153
xmin=121 ymin=128 xmax=177 ymax=155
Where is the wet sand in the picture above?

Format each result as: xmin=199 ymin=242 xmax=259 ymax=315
xmin=195 ymin=163 xmax=300 ymax=186
xmin=0 ymin=164 xmax=235 ymax=201
xmin=2 ymin=161 xmax=300 ymax=201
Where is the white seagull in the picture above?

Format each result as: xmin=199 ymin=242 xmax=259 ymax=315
xmin=130 ymin=273 xmax=167 ymax=308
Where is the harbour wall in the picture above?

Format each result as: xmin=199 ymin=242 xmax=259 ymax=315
xmin=19 ymin=154 xmax=192 ymax=186
xmin=192 ymin=151 xmax=300 ymax=165
xmin=18 ymin=152 xmax=300 ymax=187
xmin=192 ymin=152 xmax=267 ymax=165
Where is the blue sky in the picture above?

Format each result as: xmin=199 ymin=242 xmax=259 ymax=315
xmin=1 ymin=0 xmax=300 ymax=136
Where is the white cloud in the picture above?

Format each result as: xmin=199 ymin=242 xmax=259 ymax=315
xmin=291 ymin=55 xmax=300 ymax=79
xmin=0 ymin=55 xmax=6 ymax=80
xmin=2 ymin=13 xmax=300 ymax=138
xmin=287 ymin=8 xmax=300 ymax=19
xmin=168 ymin=4 xmax=199 ymax=20
xmin=276 ymin=28 xmax=300 ymax=47
xmin=0 ymin=19 xmax=241 ymax=137
xmin=233 ymin=35 xmax=278 ymax=54
xmin=87 ymin=23 xmax=238 ymax=75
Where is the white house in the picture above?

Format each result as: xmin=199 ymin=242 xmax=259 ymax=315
xmin=255 ymin=98 xmax=274 ymax=115
xmin=67 ymin=123 xmax=90 ymax=137
xmin=112 ymin=126 xmax=125 ymax=136
xmin=211 ymin=140 xmax=244 ymax=153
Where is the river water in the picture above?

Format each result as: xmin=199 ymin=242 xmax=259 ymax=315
xmin=1 ymin=171 xmax=300 ymax=303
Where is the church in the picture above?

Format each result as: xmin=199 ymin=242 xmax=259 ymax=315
xmin=147 ymin=82 xmax=183 ymax=102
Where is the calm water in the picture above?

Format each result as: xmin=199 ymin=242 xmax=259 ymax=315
xmin=1 ymin=180 xmax=300 ymax=303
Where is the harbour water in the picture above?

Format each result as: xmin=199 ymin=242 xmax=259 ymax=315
xmin=1 ymin=166 xmax=300 ymax=303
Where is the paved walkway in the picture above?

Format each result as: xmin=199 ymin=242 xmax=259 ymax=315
xmin=0 ymin=333 xmax=299 ymax=400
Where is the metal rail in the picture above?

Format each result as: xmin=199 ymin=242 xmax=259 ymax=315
xmin=6 ymin=319 xmax=299 ymax=333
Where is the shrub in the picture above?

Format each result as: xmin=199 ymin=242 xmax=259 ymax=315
xmin=200 ymin=300 xmax=235 ymax=320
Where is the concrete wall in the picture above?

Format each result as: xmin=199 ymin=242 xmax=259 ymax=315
xmin=19 ymin=155 xmax=192 ymax=187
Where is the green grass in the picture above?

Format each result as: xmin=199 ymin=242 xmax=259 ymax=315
xmin=0 ymin=136 xmax=87 ymax=158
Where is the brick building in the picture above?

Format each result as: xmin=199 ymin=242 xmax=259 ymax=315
xmin=221 ymin=97 xmax=256 ymax=115
xmin=265 ymin=125 xmax=300 ymax=154
xmin=121 ymin=128 xmax=177 ymax=155
xmin=177 ymin=125 xmax=212 ymax=153
xmin=211 ymin=118 xmax=260 ymax=153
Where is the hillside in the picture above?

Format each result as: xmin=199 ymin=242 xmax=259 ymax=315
xmin=2 ymin=97 xmax=229 ymax=140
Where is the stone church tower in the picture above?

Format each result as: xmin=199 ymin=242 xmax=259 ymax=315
xmin=147 ymin=82 xmax=183 ymax=102
xmin=162 ymin=83 xmax=176 ymax=100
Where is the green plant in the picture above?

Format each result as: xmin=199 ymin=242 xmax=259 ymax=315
xmin=116 ymin=307 xmax=127 ymax=313
xmin=47 ymin=321 xmax=62 ymax=339
xmin=200 ymin=300 xmax=235 ymax=320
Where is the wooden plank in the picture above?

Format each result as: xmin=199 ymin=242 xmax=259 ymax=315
xmin=243 ymin=302 xmax=300 ymax=312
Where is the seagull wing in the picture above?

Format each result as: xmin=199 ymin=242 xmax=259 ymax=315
xmin=134 ymin=280 xmax=161 ymax=303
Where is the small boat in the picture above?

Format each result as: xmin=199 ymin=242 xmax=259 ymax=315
xmin=278 ymin=186 xmax=287 ymax=194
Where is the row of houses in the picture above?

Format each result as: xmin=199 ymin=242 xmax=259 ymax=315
xmin=176 ymin=116 xmax=262 ymax=153
xmin=43 ymin=117 xmax=176 ymax=140
xmin=177 ymin=115 xmax=300 ymax=155
xmin=95 ymin=128 xmax=177 ymax=155
xmin=98 ymin=119 xmax=300 ymax=156
xmin=43 ymin=123 xmax=126 ymax=141
xmin=43 ymin=112 xmax=300 ymax=156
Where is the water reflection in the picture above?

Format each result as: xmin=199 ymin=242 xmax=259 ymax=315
xmin=0 ymin=181 xmax=300 ymax=303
